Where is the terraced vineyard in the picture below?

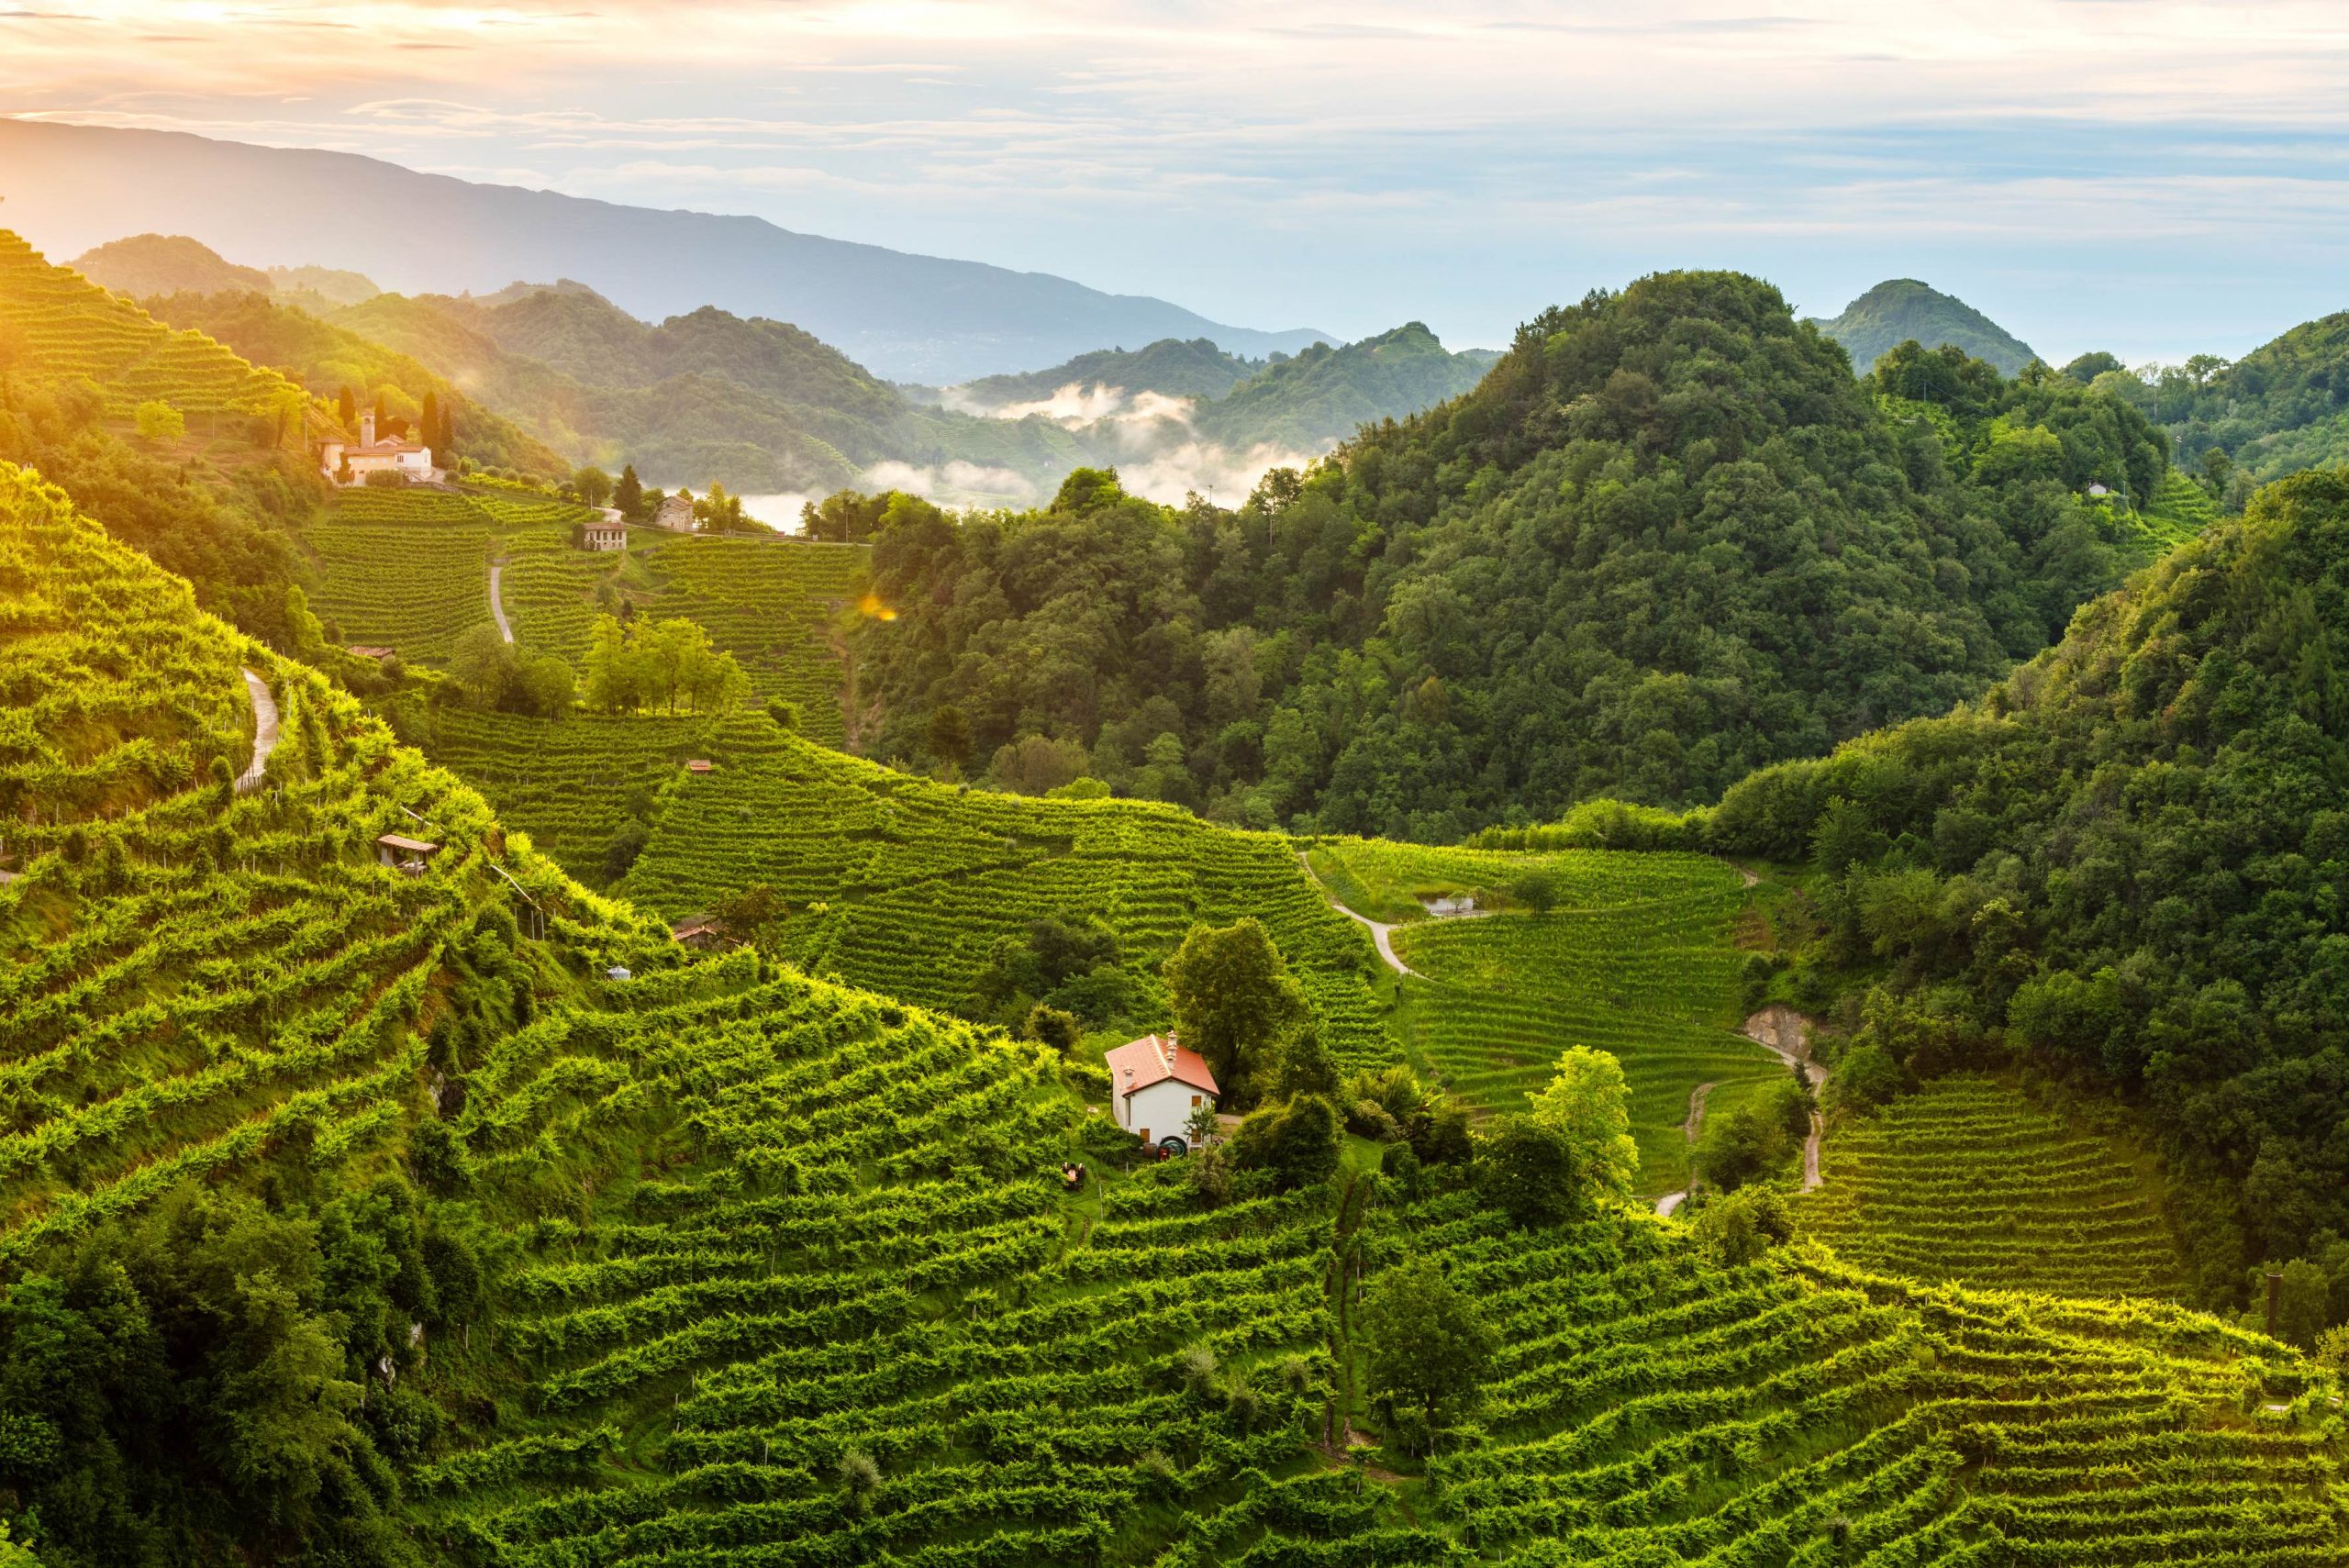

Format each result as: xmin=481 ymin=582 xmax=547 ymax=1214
xmin=422 ymin=708 xmax=763 ymax=877
xmin=1798 ymin=1075 xmax=2189 ymax=1299
xmin=1309 ymin=840 xmax=1780 ymax=1194
xmin=1380 ymin=1196 xmax=2343 ymax=1564
xmin=412 ymin=969 xmax=1339 ymax=1565
xmin=0 ymin=229 xmax=308 ymax=425
xmin=618 ymin=732 xmax=1396 ymax=1068
xmin=634 ymin=534 xmax=864 ymax=744
xmin=2120 ymin=470 xmax=2221 ymax=566
xmin=9 ymin=449 xmax=2346 ymax=1567
xmin=306 ymin=510 xmax=495 ymax=664
xmin=0 ymin=460 xmax=651 ymax=1257
xmin=496 ymin=524 xmax=619 ymax=662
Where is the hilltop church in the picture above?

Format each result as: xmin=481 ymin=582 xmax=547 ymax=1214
xmin=320 ymin=411 xmax=438 ymax=486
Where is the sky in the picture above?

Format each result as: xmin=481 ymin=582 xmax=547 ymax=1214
xmin=6 ymin=1 xmax=2349 ymax=363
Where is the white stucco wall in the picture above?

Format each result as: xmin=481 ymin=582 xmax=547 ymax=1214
xmin=1122 ymin=1078 xmax=1209 ymax=1143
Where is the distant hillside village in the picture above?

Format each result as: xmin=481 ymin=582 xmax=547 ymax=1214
xmin=311 ymin=401 xmax=740 ymax=550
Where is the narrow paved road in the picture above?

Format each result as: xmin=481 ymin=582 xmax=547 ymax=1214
xmin=235 ymin=667 xmax=279 ymax=794
xmin=1298 ymin=851 xmax=1419 ymax=977
xmin=488 ymin=562 xmax=514 ymax=643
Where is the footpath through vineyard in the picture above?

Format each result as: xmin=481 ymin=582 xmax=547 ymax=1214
xmin=233 ymin=666 xmax=278 ymax=794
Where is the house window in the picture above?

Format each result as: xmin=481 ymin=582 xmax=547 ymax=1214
xmin=1191 ymin=1095 xmax=1202 ymax=1106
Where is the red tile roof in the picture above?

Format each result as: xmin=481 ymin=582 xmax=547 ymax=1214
xmin=1105 ymin=1033 xmax=1219 ymax=1099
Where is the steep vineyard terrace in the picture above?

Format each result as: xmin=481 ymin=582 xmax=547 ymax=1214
xmin=5 ymin=458 xmax=2344 ymax=1564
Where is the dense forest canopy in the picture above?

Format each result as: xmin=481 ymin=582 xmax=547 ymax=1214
xmin=2083 ymin=314 xmax=2349 ymax=501
xmin=1486 ymin=468 xmax=2349 ymax=1309
xmin=1187 ymin=322 xmax=1497 ymax=453
xmin=855 ymin=272 xmax=2168 ymax=840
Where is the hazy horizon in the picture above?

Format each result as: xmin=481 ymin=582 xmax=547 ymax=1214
xmin=9 ymin=3 xmax=2349 ymax=367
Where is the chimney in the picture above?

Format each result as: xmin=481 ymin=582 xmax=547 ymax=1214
xmin=360 ymin=410 xmax=375 ymax=447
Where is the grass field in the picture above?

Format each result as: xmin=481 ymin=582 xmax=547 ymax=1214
xmin=1798 ymin=1074 xmax=2189 ymax=1300
xmin=1308 ymin=839 xmax=1781 ymax=1195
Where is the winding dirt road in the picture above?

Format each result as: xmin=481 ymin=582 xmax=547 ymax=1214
xmin=1743 ymin=1005 xmax=1825 ymax=1192
xmin=488 ymin=562 xmax=514 ymax=644
xmin=234 ymin=668 xmax=278 ymax=795
xmin=1655 ymin=1008 xmax=1824 ymax=1215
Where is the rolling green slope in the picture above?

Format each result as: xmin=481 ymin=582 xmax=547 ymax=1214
xmin=1309 ymin=840 xmax=1780 ymax=1194
xmin=72 ymin=232 xmax=272 ymax=297
xmin=616 ymin=730 xmax=1396 ymax=1070
xmin=0 ymin=460 xmax=653 ymax=1259
xmin=5 ymin=453 xmax=2344 ymax=1567
xmin=147 ymin=286 xmax=573 ymax=479
xmin=0 ymin=229 xmax=306 ymax=422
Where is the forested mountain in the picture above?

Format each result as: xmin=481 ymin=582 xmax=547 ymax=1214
xmin=855 ymin=272 xmax=2166 ymax=840
xmin=150 ymin=290 xmax=570 ymax=479
xmin=1810 ymin=277 xmax=2040 ymax=377
xmin=1190 ymin=322 xmax=1499 ymax=450
xmin=1611 ymin=467 xmax=2349 ymax=1320
xmin=72 ymin=232 xmax=272 ymax=297
xmin=267 ymin=262 xmax=382 ymax=307
xmin=2080 ymin=312 xmax=2349 ymax=497
xmin=0 ymin=118 xmax=1331 ymax=381
xmin=328 ymin=286 xmax=1085 ymax=495
xmin=941 ymin=336 xmax=1262 ymax=408
xmin=939 ymin=325 xmax=1500 ymax=457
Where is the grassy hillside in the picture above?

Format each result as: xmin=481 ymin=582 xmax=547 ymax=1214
xmin=3 ymin=454 xmax=2343 ymax=1566
xmin=1810 ymin=278 xmax=2040 ymax=376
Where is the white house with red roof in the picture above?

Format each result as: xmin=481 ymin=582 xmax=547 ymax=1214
xmin=320 ymin=411 xmax=438 ymax=486
xmin=1104 ymin=1032 xmax=1219 ymax=1146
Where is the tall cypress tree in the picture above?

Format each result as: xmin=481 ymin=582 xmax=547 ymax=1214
xmin=420 ymin=391 xmax=440 ymax=454
xmin=336 ymin=385 xmax=355 ymax=433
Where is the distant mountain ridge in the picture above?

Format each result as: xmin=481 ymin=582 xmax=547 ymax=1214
xmin=941 ymin=323 xmax=1499 ymax=457
xmin=940 ymin=338 xmax=1264 ymax=410
xmin=1809 ymin=278 xmax=2039 ymax=377
xmin=0 ymin=117 xmax=1331 ymax=382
